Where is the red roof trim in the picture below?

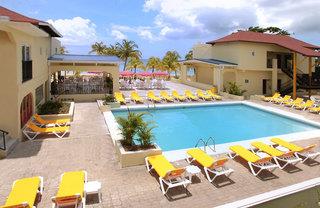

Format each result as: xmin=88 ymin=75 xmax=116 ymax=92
xmin=0 ymin=6 xmax=46 ymax=24
xmin=206 ymin=31 xmax=320 ymax=57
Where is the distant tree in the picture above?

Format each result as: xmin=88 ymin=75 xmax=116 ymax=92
xmin=146 ymin=56 xmax=161 ymax=72
xmin=116 ymin=40 xmax=142 ymax=70
xmin=162 ymin=51 xmax=181 ymax=77
xmin=90 ymin=42 xmax=107 ymax=55
xmin=126 ymin=57 xmax=145 ymax=73
xmin=59 ymin=45 xmax=68 ymax=54
xmin=185 ymin=50 xmax=193 ymax=60
xmin=245 ymin=26 xmax=290 ymax=35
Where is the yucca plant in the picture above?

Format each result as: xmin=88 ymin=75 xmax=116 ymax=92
xmin=227 ymin=82 xmax=247 ymax=96
xmin=116 ymin=112 xmax=145 ymax=146
xmin=137 ymin=122 xmax=155 ymax=148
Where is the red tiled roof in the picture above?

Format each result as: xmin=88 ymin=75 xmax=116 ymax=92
xmin=0 ymin=6 xmax=45 ymax=24
xmin=206 ymin=31 xmax=320 ymax=57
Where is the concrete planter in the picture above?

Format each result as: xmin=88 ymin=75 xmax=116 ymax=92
xmin=40 ymin=102 xmax=75 ymax=121
xmin=97 ymin=100 xmax=120 ymax=112
xmin=221 ymin=92 xmax=245 ymax=100
xmin=115 ymin=140 xmax=162 ymax=168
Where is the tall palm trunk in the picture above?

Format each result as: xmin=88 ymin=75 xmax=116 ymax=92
xmin=123 ymin=57 xmax=128 ymax=71
xmin=152 ymin=67 xmax=154 ymax=73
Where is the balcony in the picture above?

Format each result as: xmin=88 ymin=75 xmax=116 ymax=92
xmin=22 ymin=60 xmax=32 ymax=83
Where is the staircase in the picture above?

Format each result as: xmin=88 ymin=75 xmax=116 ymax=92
xmin=279 ymin=66 xmax=320 ymax=94
xmin=0 ymin=129 xmax=19 ymax=158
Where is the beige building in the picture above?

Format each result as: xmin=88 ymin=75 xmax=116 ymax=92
xmin=180 ymin=31 xmax=320 ymax=97
xmin=0 ymin=7 xmax=120 ymax=146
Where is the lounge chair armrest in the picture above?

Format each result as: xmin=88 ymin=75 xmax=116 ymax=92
xmin=254 ymin=156 xmax=273 ymax=164
xmin=299 ymin=144 xmax=317 ymax=152
xmin=0 ymin=203 xmax=30 ymax=208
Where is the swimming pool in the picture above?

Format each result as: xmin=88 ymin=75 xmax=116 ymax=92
xmin=112 ymin=103 xmax=319 ymax=151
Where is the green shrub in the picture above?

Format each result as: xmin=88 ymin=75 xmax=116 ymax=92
xmin=104 ymin=95 xmax=115 ymax=104
xmin=37 ymin=101 xmax=63 ymax=115
xmin=227 ymin=82 xmax=246 ymax=96
xmin=137 ymin=122 xmax=155 ymax=147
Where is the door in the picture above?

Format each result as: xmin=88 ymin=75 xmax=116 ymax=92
xmin=20 ymin=93 xmax=33 ymax=128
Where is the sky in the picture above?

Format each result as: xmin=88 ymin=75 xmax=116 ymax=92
xmin=1 ymin=0 xmax=320 ymax=59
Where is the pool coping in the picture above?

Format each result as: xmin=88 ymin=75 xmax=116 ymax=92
xmin=108 ymin=101 xmax=320 ymax=161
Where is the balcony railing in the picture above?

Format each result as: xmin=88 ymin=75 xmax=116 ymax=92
xmin=22 ymin=60 xmax=32 ymax=83
xmin=0 ymin=129 xmax=8 ymax=151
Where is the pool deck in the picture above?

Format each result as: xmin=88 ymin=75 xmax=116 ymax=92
xmin=0 ymin=102 xmax=320 ymax=207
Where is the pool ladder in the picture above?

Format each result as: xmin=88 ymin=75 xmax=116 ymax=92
xmin=195 ymin=137 xmax=216 ymax=152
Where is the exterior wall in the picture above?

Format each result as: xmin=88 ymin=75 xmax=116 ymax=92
xmin=51 ymin=38 xmax=61 ymax=55
xmin=0 ymin=25 xmax=52 ymax=139
xmin=195 ymin=64 xmax=214 ymax=85
xmin=193 ymin=43 xmax=214 ymax=59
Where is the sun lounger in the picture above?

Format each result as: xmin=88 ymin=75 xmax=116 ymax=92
xmin=145 ymin=155 xmax=191 ymax=195
xmin=206 ymin=90 xmax=222 ymax=100
xmin=229 ymin=145 xmax=278 ymax=176
xmin=147 ymin=91 xmax=162 ymax=103
xmin=114 ymin=92 xmax=126 ymax=104
xmin=309 ymin=106 xmax=320 ymax=113
xmin=196 ymin=90 xmax=212 ymax=101
xmin=263 ymin=93 xmax=280 ymax=102
xmin=52 ymin=171 xmax=87 ymax=208
xmin=185 ymin=90 xmax=198 ymax=101
xmin=284 ymin=98 xmax=303 ymax=107
xmin=251 ymin=141 xmax=302 ymax=169
xmin=172 ymin=90 xmax=187 ymax=101
xmin=1 ymin=176 xmax=43 ymax=208
xmin=274 ymin=95 xmax=291 ymax=105
xmin=294 ymin=100 xmax=315 ymax=110
xmin=23 ymin=121 xmax=69 ymax=140
xmin=271 ymin=138 xmax=320 ymax=162
xmin=33 ymin=114 xmax=70 ymax=127
xmin=186 ymin=148 xmax=233 ymax=182
xmin=130 ymin=91 xmax=143 ymax=103
xmin=160 ymin=91 xmax=174 ymax=102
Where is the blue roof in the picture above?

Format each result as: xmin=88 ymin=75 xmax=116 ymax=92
xmin=48 ymin=54 xmax=121 ymax=63
xmin=181 ymin=58 xmax=237 ymax=66
xmin=194 ymin=58 xmax=237 ymax=66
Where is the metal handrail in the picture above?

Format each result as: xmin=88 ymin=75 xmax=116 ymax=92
xmin=0 ymin=129 xmax=8 ymax=151
xmin=195 ymin=137 xmax=216 ymax=152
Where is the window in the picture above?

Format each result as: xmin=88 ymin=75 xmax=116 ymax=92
xmin=267 ymin=58 xmax=273 ymax=68
xmin=22 ymin=45 xmax=32 ymax=82
xmin=35 ymin=84 xmax=44 ymax=105
xmin=55 ymin=47 xmax=58 ymax=54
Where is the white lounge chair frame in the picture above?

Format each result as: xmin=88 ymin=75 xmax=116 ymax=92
xmin=186 ymin=156 xmax=234 ymax=182
xmin=295 ymin=150 xmax=320 ymax=163
xmin=251 ymin=148 xmax=302 ymax=169
xmin=228 ymin=152 xmax=278 ymax=176
xmin=22 ymin=125 xmax=69 ymax=140
xmin=51 ymin=171 xmax=87 ymax=208
xmin=145 ymin=158 xmax=191 ymax=195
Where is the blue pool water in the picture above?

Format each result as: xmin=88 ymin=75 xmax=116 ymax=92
xmin=112 ymin=104 xmax=318 ymax=151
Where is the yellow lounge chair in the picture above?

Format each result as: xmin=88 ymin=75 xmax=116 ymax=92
xmin=206 ymin=90 xmax=222 ymax=100
xmin=229 ymin=145 xmax=278 ymax=176
xmin=114 ymin=92 xmax=126 ymax=104
xmin=284 ymin=97 xmax=303 ymax=107
xmin=263 ymin=93 xmax=280 ymax=102
xmin=145 ymin=155 xmax=191 ymax=195
xmin=251 ymin=141 xmax=301 ymax=169
xmin=172 ymin=90 xmax=187 ymax=101
xmin=274 ymin=95 xmax=291 ymax=105
xmin=185 ymin=90 xmax=198 ymax=101
xmin=186 ymin=148 xmax=233 ymax=182
xmin=147 ymin=91 xmax=162 ymax=103
xmin=1 ymin=177 xmax=43 ymax=208
xmin=33 ymin=114 xmax=70 ymax=127
xmin=52 ymin=171 xmax=87 ymax=208
xmin=160 ymin=91 xmax=174 ymax=102
xmin=294 ymin=100 xmax=315 ymax=110
xmin=23 ymin=121 xmax=69 ymax=140
xmin=309 ymin=106 xmax=320 ymax=113
xmin=196 ymin=90 xmax=212 ymax=101
xmin=271 ymin=138 xmax=320 ymax=162
xmin=130 ymin=91 xmax=143 ymax=103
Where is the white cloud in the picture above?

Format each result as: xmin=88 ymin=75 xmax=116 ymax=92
xmin=141 ymin=0 xmax=320 ymax=41
xmin=111 ymin=29 xmax=127 ymax=40
xmin=47 ymin=17 xmax=97 ymax=46
xmin=110 ymin=25 xmax=160 ymax=41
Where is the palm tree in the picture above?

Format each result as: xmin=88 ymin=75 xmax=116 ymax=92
xmin=185 ymin=50 xmax=193 ymax=60
xmin=116 ymin=40 xmax=142 ymax=70
xmin=105 ymin=44 xmax=119 ymax=56
xmin=162 ymin=51 xmax=181 ymax=77
xmin=90 ymin=42 xmax=107 ymax=55
xmin=59 ymin=45 xmax=68 ymax=54
xmin=126 ymin=57 xmax=145 ymax=73
xmin=146 ymin=56 xmax=161 ymax=72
